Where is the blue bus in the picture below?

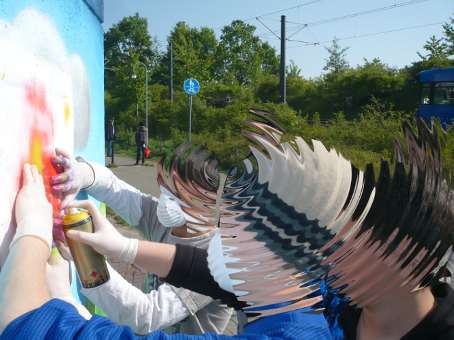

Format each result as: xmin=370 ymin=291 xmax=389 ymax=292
xmin=417 ymin=67 xmax=454 ymax=127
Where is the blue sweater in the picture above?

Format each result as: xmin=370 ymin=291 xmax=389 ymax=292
xmin=0 ymin=299 xmax=332 ymax=340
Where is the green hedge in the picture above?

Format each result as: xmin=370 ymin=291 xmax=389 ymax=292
xmin=114 ymin=102 xmax=454 ymax=176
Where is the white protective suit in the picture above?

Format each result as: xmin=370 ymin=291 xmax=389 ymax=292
xmin=79 ymin=162 xmax=236 ymax=335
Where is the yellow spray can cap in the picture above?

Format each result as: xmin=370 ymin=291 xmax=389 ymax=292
xmin=63 ymin=208 xmax=90 ymax=226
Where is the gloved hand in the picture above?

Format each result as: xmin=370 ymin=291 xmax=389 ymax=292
xmin=65 ymin=200 xmax=138 ymax=264
xmin=157 ymin=192 xmax=186 ymax=228
xmin=51 ymin=148 xmax=94 ymax=208
xmin=12 ymin=163 xmax=53 ymax=251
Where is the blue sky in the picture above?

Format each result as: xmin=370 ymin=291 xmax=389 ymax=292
xmin=104 ymin=0 xmax=453 ymax=78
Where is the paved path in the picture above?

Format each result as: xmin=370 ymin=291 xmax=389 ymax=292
xmin=106 ymin=155 xmax=160 ymax=196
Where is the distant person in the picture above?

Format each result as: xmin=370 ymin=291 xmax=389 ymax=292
xmin=135 ymin=121 xmax=147 ymax=165
xmin=105 ymin=119 xmax=115 ymax=158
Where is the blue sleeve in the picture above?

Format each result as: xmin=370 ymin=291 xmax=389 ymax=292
xmin=0 ymin=299 xmax=332 ymax=340
xmin=243 ymin=309 xmax=333 ymax=340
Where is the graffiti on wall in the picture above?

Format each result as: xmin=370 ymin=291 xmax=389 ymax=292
xmin=0 ymin=8 xmax=91 ymax=265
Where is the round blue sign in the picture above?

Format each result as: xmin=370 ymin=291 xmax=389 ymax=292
xmin=183 ymin=78 xmax=200 ymax=96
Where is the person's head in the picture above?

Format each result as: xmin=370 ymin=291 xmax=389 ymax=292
xmin=326 ymin=120 xmax=454 ymax=307
xmin=156 ymin=143 xmax=221 ymax=235
xmin=201 ymin=114 xmax=454 ymax=318
xmin=139 ymin=122 xmax=145 ymax=127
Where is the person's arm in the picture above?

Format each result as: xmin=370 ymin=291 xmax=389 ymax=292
xmin=2 ymin=232 xmax=331 ymax=340
xmin=51 ymin=149 xmax=147 ymax=226
xmin=0 ymin=164 xmax=53 ymax=332
xmin=80 ymin=263 xmax=190 ymax=335
xmin=85 ymin=162 xmax=150 ymax=227
xmin=51 ymin=149 xmax=187 ymax=237
xmin=0 ymin=238 xmax=50 ymax=332
xmin=135 ymin=241 xmax=242 ymax=307
xmin=2 ymin=296 xmax=330 ymax=340
xmin=163 ymin=244 xmax=246 ymax=310
xmin=65 ymin=201 xmax=243 ymax=309
xmin=1 ymin=193 xmax=331 ymax=339
xmin=46 ymin=248 xmax=91 ymax=320
xmin=134 ymin=240 xmax=176 ymax=277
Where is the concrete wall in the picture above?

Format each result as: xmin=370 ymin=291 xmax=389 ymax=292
xmin=0 ymin=0 xmax=104 ymax=265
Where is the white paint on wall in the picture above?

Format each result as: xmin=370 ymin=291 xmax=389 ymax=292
xmin=0 ymin=8 xmax=91 ymax=265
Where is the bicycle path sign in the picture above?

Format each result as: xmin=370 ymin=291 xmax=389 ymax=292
xmin=183 ymin=78 xmax=200 ymax=96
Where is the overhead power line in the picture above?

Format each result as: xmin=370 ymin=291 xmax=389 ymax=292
xmin=230 ymin=0 xmax=435 ymax=47
xmin=285 ymin=0 xmax=433 ymax=27
xmin=287 ymin=24 xmax=308 ymax=39
xmin=256 ymin=17 xmax=281 ymax=40
xmin=257 ymin=23 xmax=315 ymax=40
xmin=214 ymin=0 xmax=322 ymax=31
xmin=253 ymin=0 xmax=322 ymax=19
xmin=255 ymin=18 xmax=314 ymax=41
xmin=287 ymin=21 xmax=445 ymax=47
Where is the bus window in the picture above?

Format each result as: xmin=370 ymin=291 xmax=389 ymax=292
xmin=421 ymin=84 xmax=431 ymax=104
xmin=433 ymin=82 xmax=454 ymax=105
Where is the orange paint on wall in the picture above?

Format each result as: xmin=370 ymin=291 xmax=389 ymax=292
xmin=24 ymin=81 xmax=61 ymax=218
xmin=28 ymin=130 xmax=60 ymax=214
xmin=29 ymin=132 xmax=44 ymax=171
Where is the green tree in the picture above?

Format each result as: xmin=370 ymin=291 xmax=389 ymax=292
xmin=442 ymin=17 xmax=454 ymax=57
xmin=287 ymin=60 xmax=302 ymax=78
xmin=216 ymin=20 xmax=278 ymax=85
xmin=406 ymin=19 xmax=454 ymax=87
xmin=104 ymin=14 xmax=158 ymax=129
xmin=255 ymin=74 xmax=280 ymax=103
xmin=260 ymin=41 xmax=280 ymax=75
xmin=155 ymin=22 xmax=218 ymax=87
xmin=104 ymin=13 xmax=156 ymax=66
xmin=417 ymin=35 xmax=448 ymax=61
xmin=323 ymin=38 xmax=350 ymax=74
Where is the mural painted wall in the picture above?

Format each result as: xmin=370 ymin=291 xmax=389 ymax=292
xmin=0 ymin=0 xmax=105 ymax=266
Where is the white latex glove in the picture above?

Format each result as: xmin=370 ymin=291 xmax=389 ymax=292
xmin=65 ymin=200 xmax=138 ymax=264
xmin=47 ymin=247 xmax=91 ymax=319
xmin=157 ymin=193 xmax=186 ymax=228
xmin=51 ymin=148 xmax=95 ymax=207
xmin=11 ymin=163 xmax=53 ymax=251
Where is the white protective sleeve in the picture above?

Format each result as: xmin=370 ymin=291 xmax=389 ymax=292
xmin=81 ymin=263 xmax=190 ymax=335
xmin=85 ymin=162 xmax=156 ymax=227
xmin=81 ymin=162 xmax=227 ymax=333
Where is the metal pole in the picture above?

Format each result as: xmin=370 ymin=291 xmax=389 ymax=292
xmin=145 ymin=64 xmax=149 ymax=145
xmin=189 ymin=94 xmax=192 ymax=143
xmin=169 ymin=41 xmax=174 ymax=103
xmin=111 ymin=140 xmax=114 ymax=165
xmin=132 ymin=62 xmax=149 ymax=144
xmin=280 ymin=15 xmax=286 ymax=103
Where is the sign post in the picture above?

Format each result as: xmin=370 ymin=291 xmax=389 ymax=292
xmin=188 ymin=95 xmax=193 ymax=143
xmin=183 ymin=78 xmax=200 ymax=143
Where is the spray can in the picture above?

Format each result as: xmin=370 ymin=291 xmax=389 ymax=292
xmin=63 ymin=209 xmax=110 ymax=288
